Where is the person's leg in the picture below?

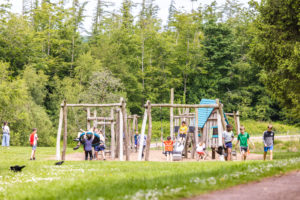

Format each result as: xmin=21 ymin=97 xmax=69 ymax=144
xmin=227 ymin=148 xmax=232 ymax=161
xmin=89 ymin=151 xmax=93 ymax=160
xmin=102 ymin=150 xmax=106 ymax=160
xmin=264 ymin=151 xmax=267 ymax=161
xmin=166 ymin=152 xmax=169 ymax=161
xmin=7 ymin=134 xmax=10 ymax=147
xmin=30 ymin=150 xmax=34 ymax=160
xmin=270 ymin=150 xmax=273 ymax=161
xmin=170 ymin=152 xmax=173 ymax=162
xmin=33 ymin=150 xmax=36 ymax=160
xmin=4 ymin=134 xmax=8 ymax=146
xmin=95 ymin=151 xmax=98 ymax=160
xmin=85 ymin=151 xmax=88 ymax=160
xmin=224 ymin=147 xmax=228 ymax=161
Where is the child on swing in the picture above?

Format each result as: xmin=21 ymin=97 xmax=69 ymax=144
xmin=161 ymin=136 xmax=174 ymax=162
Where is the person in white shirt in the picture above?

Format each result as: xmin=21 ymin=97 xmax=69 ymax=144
xmin=2 ymin=122 xmax=10 ymax=147
xmin=196 ymin=141 xmax=207 ymax=161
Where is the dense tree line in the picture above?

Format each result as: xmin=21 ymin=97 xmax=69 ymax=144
xmin=0 ymin=0 xmax=298 ymax=146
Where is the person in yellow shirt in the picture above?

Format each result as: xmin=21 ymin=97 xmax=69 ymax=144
xmin=179 ymin=121 xmax=188 ymax=143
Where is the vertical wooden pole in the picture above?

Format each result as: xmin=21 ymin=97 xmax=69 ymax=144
xmin=216 ymin=99 xmax=226 ymax=130
xmin=61 ymin=100 xmax=67 ymax=161
xmin=56 ymin=106 xmax=63 ymax=160
xmin=119 ymin=108 xmax=124 ymax=161
xmin=93 ymin=109 xmax=97 ymax=128
xmin=145 ymin=101 xmax=152 ymax=161
xmin=87 ymin=108 xmax=91 ymax=130
xmin=216 ymin=108 xmax=223 ymax=147
xmin=184 ymin=117 xmax=190 ymax=158
xmin=234 ymin=111 xmax=238 ymax=134
xmin=115 ymin=110 xmax=120 ymax=158
xmin=193 ymin=108 xmax=199 ymax=159
xmin=170 ymin=88 xmax=174 ymax=139
xmin=236 ymin=111 xmax=240 ymax=135
xmin=122 ymin=99 xmax=129 ymax=161
xmin=138 ymin=109 xmax=148 ymax=161
xmin=110 ymin=109 xmax=115 ymax=159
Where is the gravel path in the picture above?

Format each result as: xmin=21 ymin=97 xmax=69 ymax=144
xmin=187 ymin=171 xmax=300 ymax=200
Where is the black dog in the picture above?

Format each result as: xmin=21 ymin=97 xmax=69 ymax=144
xmin=216 ymin=146 xmax=225 ymax=155
xmin=55 ymin=161 xmax=64 ymax=166
xmin=10 ymin=165 xmax=25 ymax=172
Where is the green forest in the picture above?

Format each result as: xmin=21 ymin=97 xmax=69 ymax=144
xmin=0 ymin=0 xmax=299 ymax=146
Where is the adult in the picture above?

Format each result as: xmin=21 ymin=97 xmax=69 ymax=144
xmin=263 ymin=125 xmax=275 ymax=161
xmin=222 ymin=124 xmax=234 ymax=161
xmin=2 ymin=122 xmax=10 ymax=147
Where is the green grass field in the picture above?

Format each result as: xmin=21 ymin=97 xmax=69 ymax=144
xmin=0 ymin=146 xmax=300 ymax=200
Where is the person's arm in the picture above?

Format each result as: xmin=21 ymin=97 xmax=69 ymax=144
xmin=235 ymin=135 xmax=240 ymax=147
xmin=263 ymin=132 xmax=267 ymax=147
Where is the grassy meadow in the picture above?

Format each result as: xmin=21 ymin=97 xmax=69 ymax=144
xmin=0 ymin=146 xmax=300 ymax=200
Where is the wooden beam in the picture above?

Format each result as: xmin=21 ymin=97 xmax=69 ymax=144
xmin=216 ymin=108 xmax=223 ymax=147
xmin=61 ymin=100 xmax=68 ymax=161
xmin=88 ymin=117 xmax=115 ymax=121
xmin=110 ymin=109 xmax=115 ymax=159
xmin=93 ymin=109 xmax=97 ymax=128
xmin=236 ymin=111 xmax=240 ymax=135
xmin=56 ymin=107 xmax=63 ymax=160
xmin=95 ymin=122 xmax=113 ymax=125
xmin=145 ymin=101 xmax=152 ymax=161
xmin=216 ymin=99 xmax=226 ymax=130
xmin=115 ymin=110 xmax=120 ymax=159
xmin=145 ymin=103 xmax=219 ymax=108
xmin=170 ymin=88 xmax=174 ymax=139
xmin=61 ymin=103 xmax=122 ymax=108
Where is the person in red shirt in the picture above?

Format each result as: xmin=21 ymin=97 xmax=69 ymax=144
xmin=162 ymin=136 xmax=174 ymax=162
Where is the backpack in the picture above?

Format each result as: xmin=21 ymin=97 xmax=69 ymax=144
xmin=30 ymin=133 xmax=35 ymax=146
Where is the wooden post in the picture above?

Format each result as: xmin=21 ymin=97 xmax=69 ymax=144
xmin=233 ymin=111 xmax=238 ymax=134
xmin=170 ymin=88 xmax=174 ymax=139
xmin=61 ymin=100 xmax=68 ymax=161
xmin=192 ymin=109 xmax=199 ymax=159
xmin=216 ymin=99 xmax=226 ymax=130
xmin=145 ymin=101 xmax=152 ymax=161
xmin=119 ymin=108 xmax=124 ymax=161
xmin=93 ymin=109 xmax=97 ymax=128
xmin=115 ymin=110 xmax=120 ymax=158
xmin=56 ymin=107 xmax=63 ymax=160
xmin=87 ymin=108 xmax=91 ymax=130
xmin=110 ymin=109 xmax=115 ymax=159
xmin=236 ymin=111 xmax=240 ymax=135
xmin=216 ymin=108 xmax=223 ymax=147
xmin=122 ymin=99 xmax=130 ymax=161
xmin=184 ymin=117 xmax=190 ymax=158
xmin=138 ymin=109 xmax=148 ymax=161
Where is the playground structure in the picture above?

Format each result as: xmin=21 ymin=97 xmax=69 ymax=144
xmin=56 ymin=88 xmax=240 ymax=162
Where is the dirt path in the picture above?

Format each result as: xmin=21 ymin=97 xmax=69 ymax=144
xmin=187 ymin=171 xmax=300 ymax=200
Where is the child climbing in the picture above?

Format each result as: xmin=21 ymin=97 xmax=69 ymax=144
xmin=134 ymin=131 xmax=139 ymax=152
xmin=222 ymin=124 xmax=234 ymax=161
xmin=196 ymin=141 xmax=206 ymax=161
xmin=162 ymin=136 xmax=174 ymax=162
xmin=179 ymin=121 xmax=188 ymax=144
xmin=29 ymin=128 xmax=38 ymax=160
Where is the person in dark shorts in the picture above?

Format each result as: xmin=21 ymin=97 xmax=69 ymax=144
xmin=222 ymin=124 xmax=234 ymax=161
xmin=263 ymin=125 xmax=275 ymax=161
xmin=236 ymin=126 xmax=254 ymax=161
xmin=179 ymin=121 xmax=188 ymax=144
xmin=83 ymin=133 xmax=93 ymax=160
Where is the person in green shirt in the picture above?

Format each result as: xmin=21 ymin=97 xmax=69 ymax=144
xmin=235 ymin=126 xmax=254 ymax=161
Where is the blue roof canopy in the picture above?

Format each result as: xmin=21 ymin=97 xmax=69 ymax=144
xmin=197 ymin=99 xmax=229 ymax=128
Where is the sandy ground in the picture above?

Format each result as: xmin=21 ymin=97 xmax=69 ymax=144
xmin=186 ymin=170 xmax=300 ymax=200
xmin=50 ymin=149 xmax=264 ymax=162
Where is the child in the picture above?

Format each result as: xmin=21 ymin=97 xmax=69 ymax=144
xmin=263 ymin=125 xmax=274 ymax=161
xmin=84 ymin=132 xmax=93 ymax=160
xmin=95 ymin=130 xmax=106 ymax=160
xmin=179 ymin=121 xmax=188 ymax=143
xmin=137 ymin=134 xmax=147 ymax=158
xmin=134 ymin=131 xmax=139 ymax=152
xmin=2 ymin=122 xmax=10 ymax=147
xmin=222 ymin=124 xmax=234 ymax=161
xmin=162 ymin=136 xmax=174 ymax=161
xmin=235 ymin=126 xmax=254 ymax=161
xmin=196 ymin=141 xmax=206 ymax=161
xmin=29 ymin=128 xmax=38 ymax=160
